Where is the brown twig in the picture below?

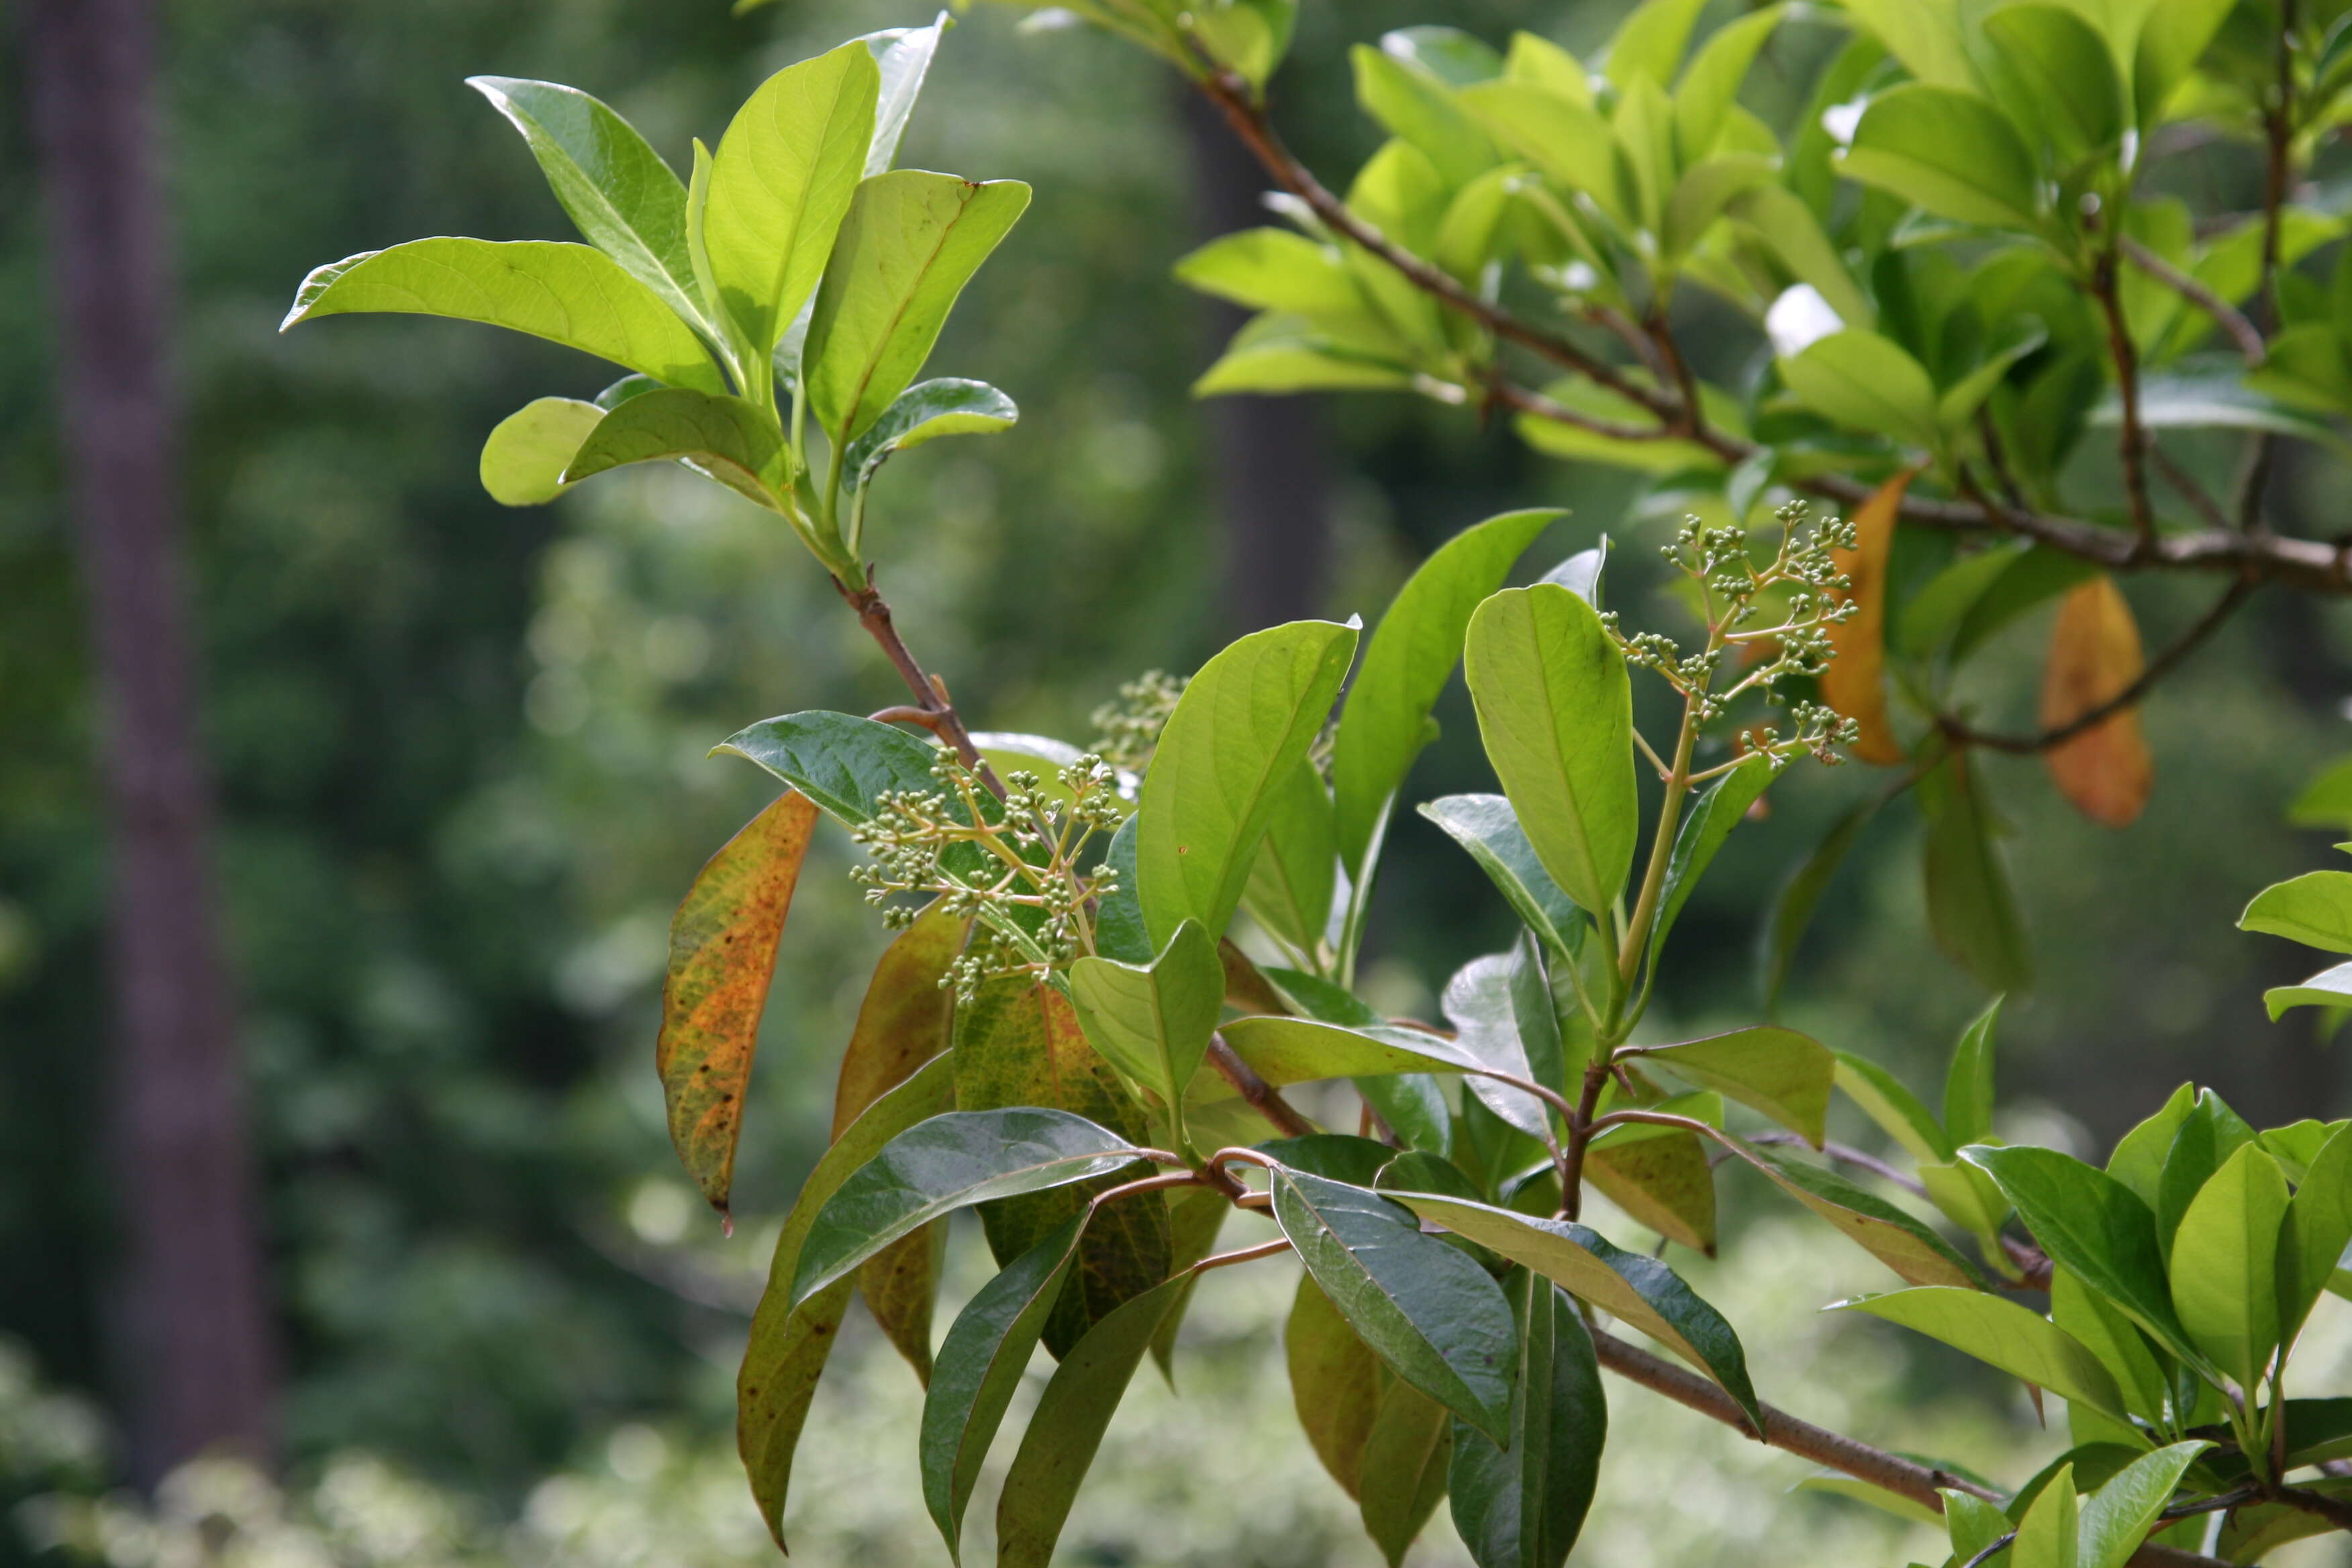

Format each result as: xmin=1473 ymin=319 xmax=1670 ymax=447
xmin=2237 ymin=0 xmax=2299 ymax=531
xmin=1192 ymin=1236 xmax=1292 ymax=1273
xmin=1587 ymin=1329 xmax=2233 ymax=1567
xmin=2092 ymin=247 xmax=2159 ymax=548
xmin=2120 ymin=236 xmax=2265 ymax=365
xmin=832 ymin=572 xmax=1005 ymax=795
xmin=2275 ymin=1485 xmax=2352 ymax=1534
xmin=2149 ymin=442 xmax=2237 ymax=535
xmin=1206 ymin=1033 xmax=1316 ymax=1138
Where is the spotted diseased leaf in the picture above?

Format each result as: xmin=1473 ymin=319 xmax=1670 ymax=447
xmin=656 ymin=789 xmax=820 ymax=1217
xmin=2040 ymin=577 xmax=2152 ymax=828
xmin=1821 ymin=469 xmax=1912 ymax=765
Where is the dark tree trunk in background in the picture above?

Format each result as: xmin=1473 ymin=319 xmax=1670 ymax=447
xmin=24 ymin=0 xmax=278 ymax=1477
xmin=1177 ymin=87 xmax=1335 ymax=632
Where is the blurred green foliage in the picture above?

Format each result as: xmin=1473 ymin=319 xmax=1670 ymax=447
xmin=4 ymin=0 xmax=2352 ymax=1547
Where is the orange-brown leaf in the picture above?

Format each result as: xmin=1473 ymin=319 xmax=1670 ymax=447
xmin=656 ymin=789 xmax=820 ymax=1218
xmin=2040 ymin=575 xmax=2153 ymax=828
xmin=1822 ymin=470 xmax=1914 ymax=765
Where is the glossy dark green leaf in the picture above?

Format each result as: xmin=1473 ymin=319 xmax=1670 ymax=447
xmin=1069 ymin=918 xmax=1223 ymax=1116
xmin=1730 ymin=1137 xmax=1981 ymax=1287
xmin=479 ymin=397 xmax=604 ymax=506
xmin=1945 ymin=997 xmax=2002 ymax=1149
xmin=1331 ymin=509 xmax=1561 ymax=875
xmin=1634 ymin=1026 xmax=1833 ymax=1147
xmin=1272 ymin=1169 xmax=1517 ymax=1445
xmin=842 ymin=378 xmax=1018 ymax=493
xmin=465 ymin=77 xmax=711 ymax=339
xmin=718 ymin=709 xmax=963 ymax=828
xmin=789 ymin=1109 xmax=1142 ymax=1306
xmin=1920 ymin=752 xmax=2035 ymax=994
xmin=1834 ymin=1286 xmax=2132 ymax=1424
xmin=1377 ymin=1150 xmax=1485 ymax=1204
xmin=1834 ymin=1052 xmax=1951 ymax=1165
xmin=1444 ymin=952 xmax=1551 ymax=1139
xmin=920 ymin=1214 xmax=1087 ymax=1562
xmin=1359 ymin=1381 xmax=1454 ymax=1568
xmin=2240 ymin=871 xmax=2352 ymax=954
xmin=2282 ymin=1122 xmax=2352 ymax=1342
xmin=2167 ymin=1142 xmax=2288 ymax=1391
xmin=805 ymin=171 xmax=1031 ymax=444
xmin=1148 ymin=1183 xmax=1231 ymax=1379
xmin=993 ymin=1274 xmax=1191 ymax=1568
xmin=1136 ymin=619 xmax=1359 ymax=946
xmin=1287 ymin=1273 xmax=1385 ymax=1500
xmin=1362 ymin=1075 xmax=1456 ymax=1156
xmin=1963 ymin=1145 xmax=2209 ymax=1373
xmin=1261 ymin=1134 xmax=1401 ymax=1188
xmin=562 ymin=387 xmax=789 ymax=509
xmin=1418 ymin=794 xmax=1586 ymax=958
xmin=1391 ymin=1193 xmax=1761 ymax=1428
xmin=1837 ymin=83 xmax=2042 ymax=230
xmin=740 ymin=1053 xmax=957 ymax=1549
xmin=1093 ymin=816 xmax=1149 ymax=965
xmin=281 ymin=239 xmax=726 ymax=393
xmin=1449 ymin=1270 xmax=1605 ymax=1568
xmin=1464 ymin=585 xmax=1636 ymax=919
xmin=1759 ymin=798 xmax=1877 ymax=1008
xmin=705 ymin=41 xmax=880 ymax=360
xmin=1650 ymin=755 xmax=1774 ymax=972
xmin=1242 ymin=761 xmax=1338 ymax=957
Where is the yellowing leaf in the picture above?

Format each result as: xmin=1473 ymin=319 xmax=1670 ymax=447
xmin=1821 ymin=470 xmax=1912 ymax=765
xmin=2039 ymin=576 xmax=2152 ymax=828
xmin=656 ymin=789 xmax=820 ymax=1218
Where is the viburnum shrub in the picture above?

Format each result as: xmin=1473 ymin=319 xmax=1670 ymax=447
xmin=283 ymin=5 xmax=2352 ymax=1566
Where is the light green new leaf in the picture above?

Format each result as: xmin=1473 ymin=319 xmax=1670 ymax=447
xmin=1730 ymin=1138 xmax=1981 ymax=1288
xmin=1175 ymin=228 xmax=1365 ymax=320
xmin=2168 ymin=1143 xmax=2286 ymax=1391
xmin=281 ymin=239 xmax=726 ymax=392
xmin=1391 ymin=1193 xmax=1762 ymax=1428
xmin=465 ymin=77 xmax=710 ymax=338
xmin=1835 ymin=1287 xmax=2133 ymax=1426
xmin=562 ymin=387 xmax=789 ymax=509
xmin=1463 ymin=585 xmax=1634 ymax=920
xmin=1636 ymin=1027 xmax=1832 ymax=1147
xmin=705 ymin=42 xmax=881 ymax=361
xmin=1838 ymin=0 xmax=1979 ymax=91
xmin=479 ymin=397 xmax=603 ymax=506
xmin=842 ymin=378 xmax=1017 ymax=493
xmin=2013 ymin=1465 xmax=2078 ymax=1568
xmin=862 ymin=15 xmax=950 ymax=177
xmin=1945 ymin=1488 xmax=2012 ymax=1561
xmin=740 ymin=1053 xmax=956 ymax=1549
xmin=2076 ymin=1443 xmax=2210 ymax=1568
xmin=1447 ymin=1271 xmax=1606 ymax=1568
xmin=1649 ymin=754 xmax=1774 ymax=973
xmin=805 ymin=171 xmax=1031 ymax=445
xmin=1675 ymin=7 xmax=1786 ymax=162
xmin=1837 ymin=84 xmax=2043 ymax=231
xmin=2105 ymin=1083 xmax=2195 ymax=1208
xmin=789 ymin=1109 xmax=1143 ymax=1306
xmin=1834 ymin=1052 xmax=1951 ymax=1165
xmin=2051 ymin=1268 xmax=2170 ymax=1423
xmin=920 ymin=1214 xmax=1087 ymax=1563
xmin=2240 ymin=871 xmax=2352 ymax=954
xmin=2282 ymin=1122 xmax=2352 ymax=1342
xmin=1069 ymin=918 xmax=1224 ymax=1114
xmin=1136 ymin=618 xmax=1359 ymax=946
xmin=2155 ymin=1090 xmax=2255 ymax=1264
xmin=994 ymin=1274 xmax=1191 ymax=1568
xmin=1779 ymin=329 xmax=1941 ymax=449
xmin=1945 ymin=998 xmax=2002 ymax=1149
xmin=1353 ymin=44 xmax=1496 ymax=191
xmin=2132 ymin=0 xmax=2235 ymax=126
xmin=1980 ymin=6 xmax=2123 ymax=160
xmin=1604 ymin=0 xmax=1712 ymax=90
xmin=1457 ymin=81 xmax=1631 ymax=227
xmin=1418 ymin=795 xmax=1586 ymax=959
xmin=2290 ymin=756 xmax=2352 ymax=830
xmin=1964 ymin=1146 xmax=2208 ymax=1373
xmin=1216 ymin=1016 xmax=1475 ymax=1087
xmin=1332 ymin=509 xmax=1561 ymax=877
xmin=1242 ymin=761 xmax=1338 ymax=957
xmin=1271 ymin=1170 xmax=1518 ymax=1445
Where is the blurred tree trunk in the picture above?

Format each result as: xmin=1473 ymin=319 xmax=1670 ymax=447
xmin=24 ymin=0 xmax=278 ymax=1477
xmin=1177 ymin=87 xmax=1334 ymax=632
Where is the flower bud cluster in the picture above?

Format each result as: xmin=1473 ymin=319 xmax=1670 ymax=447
xmin=1088 ymin=671 xmax=1186 ymax=771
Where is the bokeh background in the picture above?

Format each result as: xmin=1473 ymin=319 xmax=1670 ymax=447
xmin=5 ymin=0 xmax=2352 ymax=1563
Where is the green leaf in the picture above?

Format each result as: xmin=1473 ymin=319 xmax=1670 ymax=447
xmin=1950 ymin=544 xmax=2102 ymax=663
xmin=1359 ymin=1382 xmax=1454 ymax=1568
xmin=1837 ymin=0 xmax=1978 ymax=91
xmin=2281 ymin=1122 xmax=2352 ymax=1342
xmin=1728 ymin=1137 xmax=1981 ymax=1287
xmin=1463 ymin=585 xmax=1636 ymax=920
xmin=1635 ymin=1027 xmax=1833 ymax=1147
xmin=1193 ymin=313 xmax=1418 ymax=395
xmin=1175 ymin=228 xmax=1365 ymax=320
xmin=1937 ymin=323 xmax=2047 ymax=432
xmin=1838 ymin=84 xmax=2043 ymax=230
xmin=1834 ymin=1052 xmax=1953 ymax=1165
xmin=1604 ymin=0 xmax=1712 ymax=90
xmin=2169 ymin=1144 xmax=2288 ymax=1391
xmin=1760 ymin=798 xmax=1878 ymax=1008
xmin=2132 ymin=0 xmax=2236 ymax=127
xmin=1583 ymin=1118 xmax=1718 ymax=1253
xmin=1919 ymin=1158 xmax=2013 ymax=1267
xmin=788 ymin=1109 xmax=1144 ymax=1306
xmin=1442 ymin=949 xmax=1553 ymax=1140
xmin=2051 ymin=1268 xmax=2170 ymax=1424
xmin=1448 ymin=1271 xmax=1606 ymax=1568
xmin=805 ymin=171 xmax=1031 ymax=445
xmin=1979 ymin=6 xmax=2122 ymax=162
xmin=1920 ymin=752 xmax=2035 ymax=995
xmin=479 ymin=397 xmax=604 ymax=506
xmin=1218 ymin=1016 xmax=1475 ymax=1087
xmin=1287 ymin=1273 xmax=1385 ymax=1500
xmin=1389 ymin=1193 xmax=1761 ymax=1428
xmin=2012 ymin=1464 xmax=2078 ymax=1568
xmin=2268 ymin=958 xmax=2352 ymax=1018
xmin=2097 ymin=364 xmax=2352 ymax=459
xmin=1945 ymin=1488 xmax=2014 ymax=1562
xmin=920 ymin=1214 xmax=1087 ymax=1562
xmin=1650 ymin=755 xmax=1774 ymax=973
xmin=1675 ymin=7 xmax=1786 ymax=162
xmin=464 ymin=77 xmax=711 ymax=340
xmin=1418 ymin=795 xmax=1587 ymax=959
xmin=1779 ymin=328 xmax=1943 ymax=449
xmin=1457 ymin=81 xmax=1632 ymax=228
xmin=562 ymin=387 xmax=789 ymax=509
xmin=2155 ymin=1089 xmax=2255 ymax=1263
xmin=1662 ymin=153 xmax=1778 ymax=258
xmin=718 ymin=709 xmax=963 ymax=828
xmin=1834 ymin=1287 xmax=2133 ymax=1425
xmin=2104 ymin=1082 xmax=2195 ymax=1208
xmin=861 ymin=15 xmax=950 ymax=177
xmin=739 ymin=1052 xmax=957 ymax=1549
xmin=2240 ymin=871 xmax=2352 ymax=954
xmin=1262 ymin=1135 xmax=1410 ymax=1190
xmin=2291 ymin=755 xmax=2352 ymax=830
xmin=281 ymin=238 xmax=726 ymax=392
xmin=1353 ymin=44 xmax=1497 ymax=191
xmin=1796 ymin=1473 xmax=1942 ymax=1526
xmin=1945 ymin=997 xmax=2002 ymax=1148
xmin=1146 ymin=1183 xmax=1229 ymax=1379
xmin=655 ymin=791 xmax=820 ymax=1215
xmin=993 ymin=1273 xmax=1191 ymax=1568
xmin=842 ymin=378 xmax=1018 ymax=494
xmin=1069 ymin=919 xmax=1226 ymax=1120
xmin=1332 ymin=510 xmax=1561 ymax=877
xmin=1963 ymin=1146 xmax=2209 ymax=1373
xmin=1242 ymin=761 xmax=1338 ymax=957
xmin=2076 ymin=1443 xmax=2210 ymax=1568
xmin=1093 ymin=817 xmax=1149 ymax=965
xmin=705 ymin=41 xmax=880 ymax=362
xmin=1271 ymin=1169 xmax=1518 ymax=1445
xmin=1136 ymin=619 xmax=1359 ymax=946
xmin=2245 ymin=323 xmax=2352 ymax=415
